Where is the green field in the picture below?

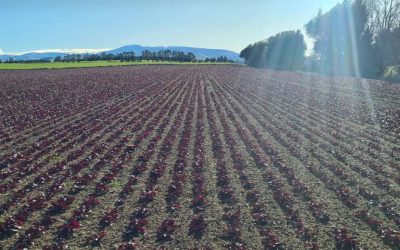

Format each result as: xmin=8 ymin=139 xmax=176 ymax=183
xmin=0 ymin=60 xmax=231 ymax=70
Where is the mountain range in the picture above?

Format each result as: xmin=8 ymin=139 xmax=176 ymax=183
xmin=0 ymin=45 xmax=241 ymax=61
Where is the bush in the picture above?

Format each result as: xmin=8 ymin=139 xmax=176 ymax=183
xmin=383 ymin=65 xmax=400 ymax=83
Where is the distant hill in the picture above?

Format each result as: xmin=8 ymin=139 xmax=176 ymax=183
xmin=0 ymin=45 xmax=241 ymax=62
xmin=107 ymin=45 xmax=241 ymax=61
xmin=0 ymin=52 xmax=66 ymax=61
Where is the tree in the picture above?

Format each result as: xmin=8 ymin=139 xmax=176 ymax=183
xmin=306 ymin=0 xmax=374 ymax=77
xmin=363 ymin=0 xmax=400 ymax=75
xmin=54 ymin=56 xmax=62 ymax=62
xmin=240 ymin=30 xmax=306 ymax=70
xmin=165 ymin=50 xmax=171 ymax=61
xmin=141 ymin=50 xmax=153 ymax=60
xmin=187 ymin=52 xmax=196 ymax=62
xmin=239 ymin=41 xmax=268 ymax=68
xmin=366 ymin=0 xmax=400 ymax=35
xmin=118 ymin=52 xmax=135 ymax=62
xmin=265 ymin=30 xmax=306 ymax=70
xmin=374 ymin=28 xmax=400 ymax=75
xmin=354 ymin=0 xmax=376 ymax=78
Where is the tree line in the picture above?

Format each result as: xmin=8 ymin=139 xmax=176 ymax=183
xmin=240 ymin=0 xmax=400 ymax=81
xmin=1 ymin=50 xmax=235 ymax=64
xmin=54 ymin=51 xmax=234 ymax=63
xmin=204 ymin=56 xmax=231 ymax=63
xmin=54 ymin=50 xmax=197 ymax=63
xmin=1 ymin=58 xmax=51 ymax=64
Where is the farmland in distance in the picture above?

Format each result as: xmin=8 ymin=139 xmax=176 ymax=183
xmin=0 ymin=65 xmax=399 ymax=249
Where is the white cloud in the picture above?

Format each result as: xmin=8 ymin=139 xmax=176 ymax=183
xmin=0 ymin=48 xmax=4 ymax=54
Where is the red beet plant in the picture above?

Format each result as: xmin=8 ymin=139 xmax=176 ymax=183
xmin=86 ymin=231 xmax=107 ymax=246
xmin=0 ymin=217 xmax=23 ymax=238
xmin=58 ymin=219 xmax=81 ymax=239
xmin=333 ymin=228 xmax=358 ymax=250
xmin=219 ymin=187 xmax=235 ymax=203
xmin=189 ymin=215 xmax=207 ymax=238
xmin=49 ymin=195 xmax=74 ymax=214
xmin=246 ymin=190 xmax=260 ymax=204
xmin=72 ymin=196 xmax=100 ymax=220
xmin=261 ymin=229 xmax=284 ymax=249
xmin=25 ymin=197 xmax=47 ymax=211
xmin=118 ymin=241 xmax=137 ymax=250
xmin=139 ymin=188 xmax=157 ymax=204
xmin=100 ymin=208 xmax=119 ymax=227
xmin=380 ymin=227 xmax=400 ymax=246
xmin=125 ymin=218 xmax=148 ymax=238
xmin=95 ymin=183 xmax=109 ymax=196
xmin=16 ymin=225 xmax=46 ymax=247
xmin=156 ymin=219 xmax=177 ymax=241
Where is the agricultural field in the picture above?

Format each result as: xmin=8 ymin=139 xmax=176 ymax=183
xmin=0 ymin=65 xmax=400 ymax=249
xmin=0 ymin=61 xmax=229 ymax=70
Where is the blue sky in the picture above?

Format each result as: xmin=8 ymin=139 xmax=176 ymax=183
xmin=0 ymin=0 xmax=340 ymax=54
